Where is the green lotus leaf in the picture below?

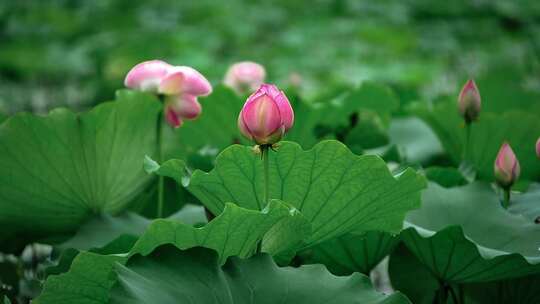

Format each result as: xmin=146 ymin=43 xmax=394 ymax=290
xmin=143 ymin=156 xmax=187 ymax=185
xmin=424 ymin=166 xmax=467 ymax=188
xmin=509 ymin=183 xmax=540 ymax=222
xmin=109 ymin=245 xmax=411 ymax=304
xmin=388 ymin=117 xmax=443 ymax=164
xmin=287 ymin=82 xmax=399 ymax=148
xmin=60 ymin=204 xmax=207 ymax=251
xmin=188 ymin=140 xmax=426 ymax=250
xmin=35 ymin=201 xmax=306 ymax=303
xmin=389 ymin=244 xmax=442 ymax=304
xmin=0 ymin=90 xmax=161 ymax=248
xmin=390 ymin=243 xmax=540 ymax=304
xmin=400 ymin=182 xmax=540 ymax=283
xmin=464 ymin=274 xmax=540 ymax=304
xmin=301 ymin=231 xmax=399 ymax=275
xmin=414 ymin=101 xmax=540 ymax=181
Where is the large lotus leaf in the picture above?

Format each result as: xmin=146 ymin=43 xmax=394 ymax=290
xmin=509 ymin=183 xmax=540 ymax=222
xmin=35 ymin=201 xmax=303 ymax=304
xmin=0 ymin=90 xmax=160 ymax=246
xmin=390 ymin=244 xmax=540 ymax=304
xmin=188 ymin=140 xmax=426 ymax=249
xmin=424 ymin=166 xmax=467 ymax=188
xmin=388 ymin=117 xmax=443 ymax=164
xmin=301 ymin=231 xmax=399 ymax=275
xmin=474 ymin=67 xmax=540 ymax=114
xmin=414 ymin=101 xmax=540 ymax=181
xmin=344 ymin=112 xmax=390 ymax=154
xmin=130 ymin=200 xmax=308 ymax=262
xmin=464 ymin=274 xmax=540 ymax=304
xmin=45 ymin=205 xmax=206 ymax=283
xmin=60 ymin=204 xmax=207 ymax=251
xmin=389 ymin=244 xmax=443 ymax=304
xmin=286 ymin=82 xmax=399 ymax=148
xmin=341 ymin=82 xmax=399 ymax=117
xmin=401 ymin=182 xmax=540 ymax=283
xmin=110 ymin=245 xmax=411 ymax=304
xmin=142 ymin=155 xmax=313 ymax=263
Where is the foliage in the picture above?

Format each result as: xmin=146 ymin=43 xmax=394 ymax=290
xmin=1 ymin=1 xmax=540 ymax=303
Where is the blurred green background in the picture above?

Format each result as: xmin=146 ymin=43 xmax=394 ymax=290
xmin=1 ymin=0 xmax=540 ymax=114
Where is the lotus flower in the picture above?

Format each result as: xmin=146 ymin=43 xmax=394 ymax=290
xmin=124 ymin=60 xmax=212 ymax=128
xmin=224 ymin=61 xmax=266 ymax=94
xmin=458 ymin=79 xmax=481 ymax=124
xmin=124 ymin=60 xmax=172 ymax=93
xmin=238 ymin=84 xmax=294 ymax=145
xmin=494 ymin=142 xmax=520 ymax=188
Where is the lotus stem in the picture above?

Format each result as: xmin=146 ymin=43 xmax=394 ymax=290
xmin=261 ymin=144 xmax=270 ymax=207
xmin=156 ymin=99 xmax=165 ymax=218
xmin=463 ymin=122 xmax=471 ymax=163
xmin=502 ymin=187 xmax=511 ymax=209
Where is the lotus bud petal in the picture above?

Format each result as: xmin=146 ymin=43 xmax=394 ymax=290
xmin=238 ymin=84 xmax=294 ymax=145
xmin=165 ymin=106 xmax=183 ymax=128
xmin=224 ymin=61 xmax=266 ymax=94
xmin=159 ymin=66 xmax=212 ymax=96
xmin=494 ymin=142 xmax=521 ymax=188
xmin=124 ymin=60 xmax=172 ymax=93
xmin=166 ymin=94 xmax=202 ymax=120
xmin=458 ymin=79 xmax=481 ymax=124
xmin=536 ymin=137 xmax=540 ymax=159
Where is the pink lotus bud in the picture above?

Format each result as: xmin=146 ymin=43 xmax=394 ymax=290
xmin=238 ymin=84 xmax=294 ymax=145
xmin=458 ymin=79 xmax=481 ymax=124
xmin=165 ymin=106 xmax=183 ymax=128
xmin=224 ymin=61 xmax=266 ymax=94
xmin=164 ymin=94 xmax=202 ymax=128
xmin=536 ymin=137 xmax=540 ymax=159
xmin=159 ymin=66 xmax=212 ymax=96
xmin=124 ymin=60 xmax=172 ymax=93
xmin=494 ymin=142 xmax=521 ymax=188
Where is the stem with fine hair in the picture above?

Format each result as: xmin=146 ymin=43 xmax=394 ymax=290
xmin=156 ymin=102 xmax=164 ymax=218
xmin=256 ymin=144 xmax=271 ymax=254
xmin=463 ymin=122 xmax=471 ymax=162
xmin=502 ymin=187 xmax=511 ymax=209
xmin=261 ymin=145 xmax=270 ymax=207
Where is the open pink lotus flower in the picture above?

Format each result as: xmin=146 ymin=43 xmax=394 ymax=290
xmin=238 ymin=84 xmax=294 ymax=145
xmin=124 ymin=60 xmax=212 ymax=128
xmin=458 ymin=79 xmax=481 ymax=124
xmin=494 ymin=142 xmax=521 ymax=188
xmin=224 ymin=61 xmax=266 ymax=94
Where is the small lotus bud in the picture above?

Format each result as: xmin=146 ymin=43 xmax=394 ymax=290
xmin=458 ymin=79 xmax=481 ymax=124
xmin=164 ymin=94 xmax=202 ymax=128
xmin=494 ymin=142 xmax=521 ymax=188
xmin=224 ymin=61 xmax=266 ymax=94
xmin=536 ymin=137 xmax=540 ymax=159
xmin=124 ymin=60 xmax=172 ymax=93
xmin=238 ymin=84 xmax=294 ymax=145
